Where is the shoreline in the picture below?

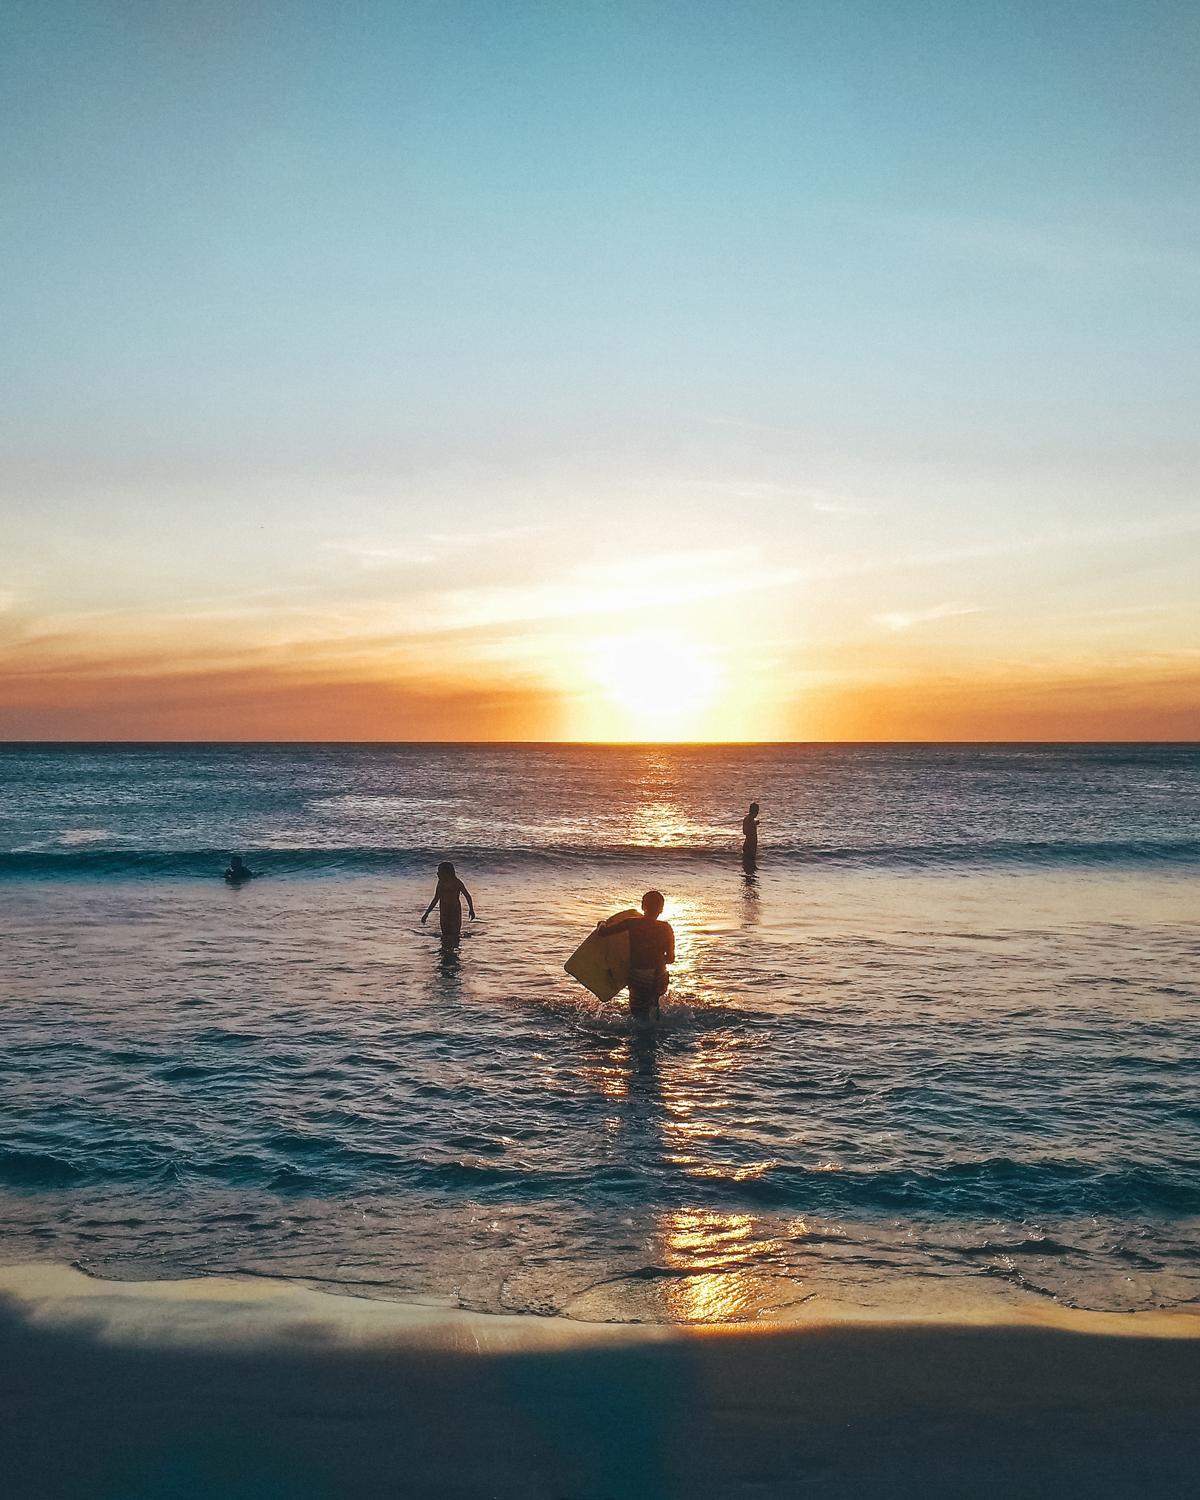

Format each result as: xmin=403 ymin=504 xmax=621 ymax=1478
xmin=4 ymin=1263 xmax=1200 ymax=1499
xmin=5 ymin=1261 xmax=1200 ymax=1347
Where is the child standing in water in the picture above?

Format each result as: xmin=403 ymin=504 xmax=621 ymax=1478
xmin=422 ymin=861 xmax=476 ymax=943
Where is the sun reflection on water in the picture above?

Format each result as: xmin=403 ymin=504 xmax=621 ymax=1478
xmin=626 ymin=800 xmax=722 ymax=848
xmin=564 ymin=869 xmax=800 ymax=1322
xmin=655 ymin=1209 xmax=802 ymax=1322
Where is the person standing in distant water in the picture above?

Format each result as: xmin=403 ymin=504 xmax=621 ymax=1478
xmin=422 ymin=861 xmax=476 ymax=944
xmin=742 ymin=802 xmax=760 ymax=868
xmin=597 ymin=891 xmax=675 ymax=1024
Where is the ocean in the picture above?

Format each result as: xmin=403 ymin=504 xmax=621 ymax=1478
xmin=1 ymin=743 xmax=1197 ymax=1322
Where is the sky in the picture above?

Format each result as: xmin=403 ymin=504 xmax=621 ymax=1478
xmin=2 ymin=0 xmax=1198 ymax=740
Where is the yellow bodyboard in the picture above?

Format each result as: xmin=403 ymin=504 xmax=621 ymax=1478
xmin=564 ymin=909 xmax=641 ymax=1002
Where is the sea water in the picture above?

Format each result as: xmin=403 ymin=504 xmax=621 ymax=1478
xmin=1 ymin=743 xmax=1197 ymax=1322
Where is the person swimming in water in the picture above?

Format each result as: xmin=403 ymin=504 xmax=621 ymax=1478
xmin=223 ymin=854 xmax=256 ymax=884
xmin=597 ymin=891 xmax=675 ymax=1023
xmin=742 ymin=801 xmax=760 ymax=867
xmin=422 ymin=861 xmax=476 ymax=944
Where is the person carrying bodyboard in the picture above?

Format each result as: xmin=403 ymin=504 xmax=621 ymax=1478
xmin=565 ymin=890 xmax=675 ymax=1023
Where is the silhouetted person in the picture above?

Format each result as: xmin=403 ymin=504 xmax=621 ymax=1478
xmin=422 ymin=860 xmax=475 ymax=944
xmin=598 ymin=890 xmax=675 ymax=1024
xmin=223 ymin=854 xmax=255 ymax=884
xmin=742 ymin=801 xmax=760 ymax=867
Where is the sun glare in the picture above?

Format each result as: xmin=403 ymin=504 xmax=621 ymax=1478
xmin=585 ymin=632 xmax=721 ymax=741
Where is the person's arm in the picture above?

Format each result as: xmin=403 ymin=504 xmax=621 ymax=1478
xmin=459 ymin=881 xmax=476 ymax=919
xmin=598 ymin=916 xmax=634 ymax=935
xmin=664 ymin=923 xmax=676 ymax=965
xmin=421 ymin=887 xmax=439 ymax=923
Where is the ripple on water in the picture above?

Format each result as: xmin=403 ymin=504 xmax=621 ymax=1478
xmin=0 ymin=1149 xmax=85 ymax=1188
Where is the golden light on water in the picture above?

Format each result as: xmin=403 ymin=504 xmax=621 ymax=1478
xmin=626 ymin=800 xmax=711 ymax=847
xmin=655 ymin=1209 xmax=791 ymax=1322
xmin=567 ymin=875 xmax=805 ymax=1324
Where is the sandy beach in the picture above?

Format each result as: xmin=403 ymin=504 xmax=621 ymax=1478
xmin=3 ymin=1264 xmax=1199 ymax=1499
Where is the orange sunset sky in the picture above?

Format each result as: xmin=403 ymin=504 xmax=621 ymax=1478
xmin=3 ymin=3 xmax=1198 ymax=741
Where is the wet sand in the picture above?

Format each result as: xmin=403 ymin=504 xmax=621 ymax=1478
xmin=3 ymin=1265 xmax=1199 ymax=1499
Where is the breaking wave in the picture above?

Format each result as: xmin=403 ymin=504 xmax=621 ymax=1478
xmin=3 ymin=837 xmax=1198 ymax=879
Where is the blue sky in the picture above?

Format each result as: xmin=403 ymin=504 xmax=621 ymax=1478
xmin=2 ymin=0 xmax=1198 ymax=737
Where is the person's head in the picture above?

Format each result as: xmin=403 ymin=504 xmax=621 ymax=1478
xmin=230 ymin=854 xmax=246 ymax=870
xmin=641 ymin=889 xmax=665 ymax=918
xmin=437 ymin=861 xmax=456 ymax=881
xmin=749 ymin=802 xmax=759 ymax=816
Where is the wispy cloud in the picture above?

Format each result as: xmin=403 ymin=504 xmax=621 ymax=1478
xmin=324 ymin=522 xmax=553 ymax=569
xmin=675 ymin=477 xmax=799 ymax=501
xmin=322 ymin=540 xmax=437 ymax=567
xmin=808 ymin=496 xmax=878 ymax=517
xmin=0 ymin=657 xmax=560 ymax=740
xmin=820 ymin=512 xmax=1200 ymax=591
xmin=433 ymin=547 xmax=800 ymax=631
xmin=671 ymin=478 xmax=880 ymax=516
xmin=1069 ymin=602 xmax=1191 ymax=620
xmin=873 ymin=602 xmax=982 ymax=632
xmin=874 ymin=210 xmax=1200 ymax=281
xmin=426 ymin=522 xmax=553 ymax=547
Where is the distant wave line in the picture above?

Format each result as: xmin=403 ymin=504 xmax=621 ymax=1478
xmin=2 ymin=837 xmax=1198 ymax=878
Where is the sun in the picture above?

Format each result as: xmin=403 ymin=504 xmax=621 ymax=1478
xmin=584 ymin=631 xmax=721 ymax=740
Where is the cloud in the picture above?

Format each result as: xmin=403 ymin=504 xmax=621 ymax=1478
xmin=874 ymin=211 xmax=1200 ymax=282
xmin=322 ymin=522 xmax=554 ymax=571
xmin=0 ymin=660 xmax=561 ymax=741
xmin=431 ymin=547 xmax=801 ymax=630
xmin=1069 ymin=602 xmax=1189 ymax=620
xmin=800 ymin=660 xmax=1200 ymax=742
xmin=322 ymin=540 xmax=437 ymax=567
xmin=676 ymin=477 xmax=883 ymax=518
xmin=873 ymin=602 xmax=981 ymax=632
xmin=808 ymin=497 xmax=878 ymax=517
xmin=822 ymin=512 xmax=1200 ymax=593
xmin=425 ymin=523 xmax=553 ymax=547
xmin=675 ymin=477 xmax=799 ymax=501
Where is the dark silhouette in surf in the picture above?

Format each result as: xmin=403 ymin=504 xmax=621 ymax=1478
xmin=422 ymin=861 xmax=476 ymax=945
xmin=223 ymin=854 xmax=256 ymax=884
xmin=597 ymin=890 xmax=675 ymax=1024
xmin=742 ymin=801 xmax=760 ymax=869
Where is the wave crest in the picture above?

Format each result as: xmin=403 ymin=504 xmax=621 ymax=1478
xmin=2 ymin=836 xmax=1198 ymax=879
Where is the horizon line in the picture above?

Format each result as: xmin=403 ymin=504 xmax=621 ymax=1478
xmin=1 ymin=739 xmax=1197 ymax=750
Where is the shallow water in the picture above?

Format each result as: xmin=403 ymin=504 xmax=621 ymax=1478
xmin=1 ymin=744 xmax=1198 ymax=1320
